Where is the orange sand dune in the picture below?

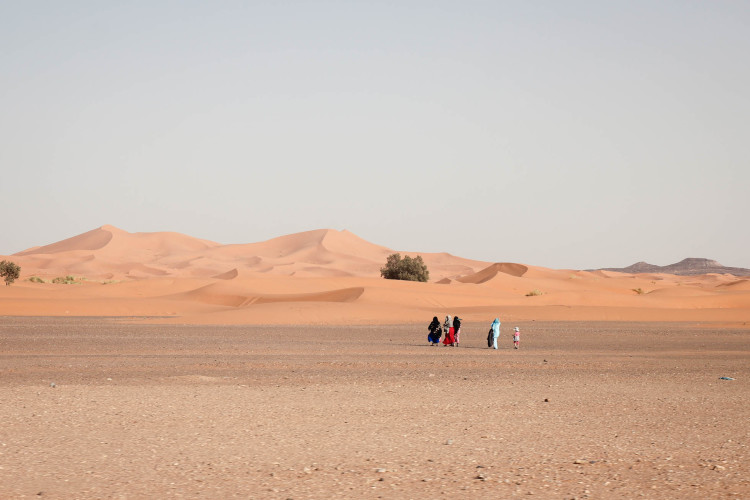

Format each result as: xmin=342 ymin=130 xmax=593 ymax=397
xmin=17 ymin=225 xmax=219 ymax=259
xmin=196 ymin=229 xmax=391 ymax=278
xmin=457 ymin=263 xmax=528 ymax=283
xmin=2 ymin=225 xmax=749 ymax=324
xmin=213 ymin=268 xmax=239 ymax=280
xmin=646 ymin=286 xmax=716 ymax=297
xmin=718 ymin=279 xmax=750 ymax=291
xmin=15 ymin=227 xmax=114 ymax=255
xmin=11 ymin=226 xmax=492 ymax=281
xmin=169 ymin=280 xmax=364 ymax=308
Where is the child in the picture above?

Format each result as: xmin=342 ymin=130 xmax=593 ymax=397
xmin=513 ymin=326 xmax=520 ymax=349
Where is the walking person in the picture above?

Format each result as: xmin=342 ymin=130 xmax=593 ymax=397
xmin=427 ymin=316 xmax=442 ymax=345
xmin=513 ymin=326 xmax=520 ymax=349
xmin=452 ymin=316 xmax=462 ymax=346
xmin=488 ymin=318 xmax=501 ymax=349
xmin=442 ymin=315 xmax=455 ymax=346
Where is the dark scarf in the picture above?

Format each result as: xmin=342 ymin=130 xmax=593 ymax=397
xmin=428 ymin=318 xmax=441 ymax=333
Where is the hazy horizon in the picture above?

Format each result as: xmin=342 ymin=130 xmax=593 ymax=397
xmin=2 ymin=2 xmax=748 ymax=269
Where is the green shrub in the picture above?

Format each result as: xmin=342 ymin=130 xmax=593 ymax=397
xmin=380 ymin=253 xmax=430 ymax=282
xmin=526 ymin=289 xmax=543 ymax=296
xmin=52 ymin=275 xmax=78 ymax=285
xmin=0 ymin=260 xmax=21 ymax=286
xmin=27 ymin=276 xmax=46 ymax=283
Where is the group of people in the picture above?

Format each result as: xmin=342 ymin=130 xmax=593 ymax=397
xmin=427 ymin=315 xmax=463 ymax=346
xmin=428 ymin=316 xmax=520 ymax=349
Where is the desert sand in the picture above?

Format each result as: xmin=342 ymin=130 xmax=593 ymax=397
xmin=1 ymin=225 xmax=749 ymax=325
xmin=1 ymin=227 xmax=749 ymax=498
xmin=1 ymin=318 xmax=748 ymax=499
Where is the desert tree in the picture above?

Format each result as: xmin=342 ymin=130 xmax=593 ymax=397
xmin=0 ymin=260 xmax=21 ymax=286
xmin=380 ymin=253 xmax=430 ymax=282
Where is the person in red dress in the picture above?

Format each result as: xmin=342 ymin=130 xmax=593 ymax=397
xmin=442 ymin=315 xmax=455 ymax=346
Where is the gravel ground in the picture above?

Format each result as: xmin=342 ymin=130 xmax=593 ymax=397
xmin=0 ymin=318 xmax=748 ymax=499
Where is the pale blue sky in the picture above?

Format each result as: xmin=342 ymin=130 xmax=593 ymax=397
xmin=2 ymin=1 xmax=748 ymax=269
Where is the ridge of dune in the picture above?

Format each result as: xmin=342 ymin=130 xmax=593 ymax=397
xmin=238 ymin=229 xmax=347 ymax=257
xmin=407 ymin=252 xmax=490 ymax=282
xmin=590 ymin=270 xmax=619 ymax=278
xmin=253 ymin=287 xmax=365 ymax=304
xmin=319 ymin=229 xmax=392 ymax=257
xmin=293 ymin=267 xmax=354 ymax=278
xmin=10 ymin=226 xmax=496 ymax=281
xmin=172 ymin=282 xmax=365 ymax=308
xmin=245 ymin=228 xmax=391 ymax=263
xmin=457 ymin=263 xmax=529 ymax=284
xmin=213 ymin=269 xmax=239 ymax=280
xmin=15 ymin=226 xmax=116 ymax=256
xmin=645 ymin=287 xmax=715 ymax=297
xmin=13 ymin=226 xmax=221 ymax=278
xmin=110 ymin=229 xmax=220 ymax=256
xmin=121 ymin=263 xmax=171 ymax=277
xmin=718 ymin=279 xmax=750 ymax=291
xmin=199 ymin=229 xmax=395 ymax=278
xmin=14 ymin=225 xmax=220 ymax=259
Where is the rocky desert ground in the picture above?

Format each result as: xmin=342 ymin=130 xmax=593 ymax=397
xmin=1 ymin=317 xmax=748 ymax=499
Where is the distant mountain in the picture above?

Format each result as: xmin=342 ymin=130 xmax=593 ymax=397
xmin=598 ymin=258 xmax=750 ymax=277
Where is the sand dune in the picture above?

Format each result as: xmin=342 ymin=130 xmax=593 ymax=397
xmin=212 ymin=268 xmax=239 ymax=280
xmin=2 ymin=225 xmax=749 ymax=324
xmin=10 ymin=226 xmax=491 ymax=282
xmin=18 ymin=225 xmax=218 ymax=258
xmin=170 ymin=280 xmax=364 ymax=308
xmin=15 ymin=226 xmax=114 ymax=255
xmin=252 ymin=287 xmax=365 ymax=304
xmin=646 ymin=286 xmax=715 ymax=297
xmin=589 ymin=270 xmax=618 ymax=278
xmin=718 ymin=279 xmax=750 ymax=291
xmin=457 ymin=263 xmax=529 ymax=283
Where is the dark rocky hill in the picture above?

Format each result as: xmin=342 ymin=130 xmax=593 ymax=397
xmin=597 ymin=258 xmax=750 ymax=277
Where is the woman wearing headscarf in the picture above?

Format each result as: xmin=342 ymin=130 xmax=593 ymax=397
xmin=452 ymin=315 xmax=462 ymax=346
xmin=442 ymin=315 xmax=455 ymax=346
xmin=427 ymin=316 xmax=442 ymax=345
xmin=488 ymin=318 xmax=501 ymax=349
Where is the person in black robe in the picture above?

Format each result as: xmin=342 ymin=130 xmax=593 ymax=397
xmin=452 ymin=316 xmax=462 ymax=346
xmin=427 ymin=316 xmax=442 ymax=345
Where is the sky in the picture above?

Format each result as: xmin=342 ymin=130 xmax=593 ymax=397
xmin=2 ymin=1 xmax=748 ymax=270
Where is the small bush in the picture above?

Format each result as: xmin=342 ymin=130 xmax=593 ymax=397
xmin=0 ymin=260 xmax=21 ymax=286
xmin=380 ymin=253 xmax=430 ymax=282
xmin=632 ymin=288 xmax=645 ymax=295
xmin=526 ymin=289 xmax=543 ymax=296
xmin=52 ymin=275 xmax=78 ymax=285
xmin=27 ymin=276 xmax=46 ymax=283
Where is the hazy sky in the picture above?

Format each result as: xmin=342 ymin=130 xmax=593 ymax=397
xmin=2 ymin=1 xmax=748 ymax=269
